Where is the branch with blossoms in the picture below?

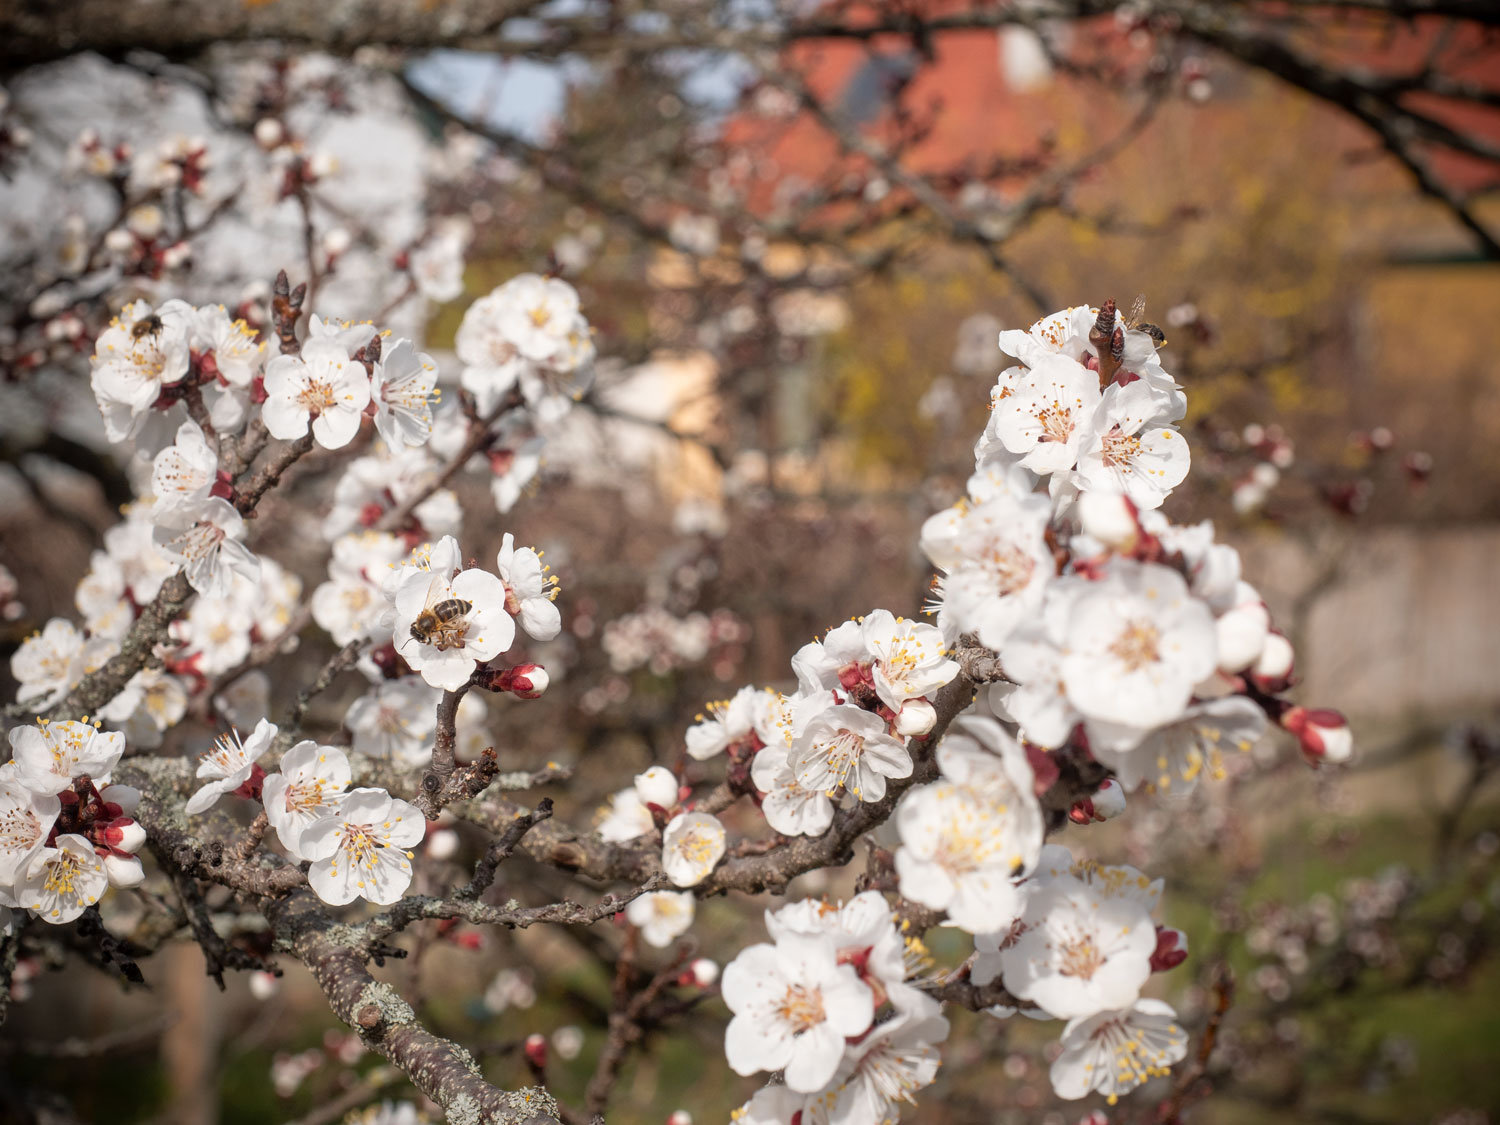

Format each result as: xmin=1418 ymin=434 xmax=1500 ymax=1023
xmin=0 ymin=272 xmax=1354 ymax=1125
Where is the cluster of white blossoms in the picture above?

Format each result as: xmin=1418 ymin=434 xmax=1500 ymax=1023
xmin=639 ymin=302 xmax=1348 ymax=1119
xmin=182 ymin=718 xmax=425 ymax=906
xmin=726 ymin=893 xmax=948 ymax=1123
xmin=5 ymin=282 xmax=1354 ymax=1119
xmin=0 ymin=719 xmax=147 ymax=927
xmin=455 ymin=273 xmax=596 ymax=424
xmin=384 ymin=532 xmax=560 ymax=693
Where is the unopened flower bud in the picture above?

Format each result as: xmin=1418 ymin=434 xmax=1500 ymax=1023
xmin=634 ymin=766 xmax=679 ymax=810
xmin=523 ymin=1033 xmax=548 ymax=1070
xmin=105 ymin=817 xmax=147 ymax=855
xmin=1282 ymin=706 xmax=1352 ymax=764
xmin=1150 ymin=926 xmax=1189 ymax=972
xmin=1251 ymin=631 xmax=1294 ymax=691
xmin=29 ymin=291 xmax=67 ymax=320
xmin=478 ymin=663 xmax=549 ymax=698
xmin=249 ymin=970 xmax=281 ymax=1001
xmin=689 ymin=958 xmax=719 ymax=987
xmin=321 ymin=227 xmax=352 ymax=259
xmin=161 ymin=241 xmax=192 ymax=269
xmin=426 ymin=827 xmax=460 ymax=861
xmin=253 ymin=118 xmax=284 ymax=149
xmin=104 ymin=228 xmax=135 ymax=254
xmin=100 ymin=784 xmax=141 ymax=816
xmin=103 ymin=853 xmax=144 ymax=888
xmin=126 ymin=204 xmax=163 ymax=240
xmin=1216 ymin=598 xmax=1270 ymax=674
xmin=894 ymin=698 xmax=936 ymax=737
xmin=1077 ymin=490 xmax=1139 ymax=551
xmin=307 ymin=151 xmax=337 ymax=180
xmin=515 ymin=664 xmax=549 ymax=697
xmin=667 ymin=1112 xmax=693 ymax=1125
xmin=1093 ymin=778 xmax=1126 ymax=820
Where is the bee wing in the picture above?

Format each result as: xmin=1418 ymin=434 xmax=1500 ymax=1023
xmin=420 ymin=571 xmax=450 ymax=612
xmin=1126 ymin=294 xmax=1147 ymax=330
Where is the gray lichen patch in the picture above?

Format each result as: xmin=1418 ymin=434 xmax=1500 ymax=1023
xmin=355 ymin=980 xmax=415 ymax=1027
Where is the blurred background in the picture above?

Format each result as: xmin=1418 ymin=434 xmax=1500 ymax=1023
xmin=1 ymin=2 xmax=1499 ymax=1123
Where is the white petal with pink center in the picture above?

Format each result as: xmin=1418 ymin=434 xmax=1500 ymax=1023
xmin=752 ymin=743 xmax=834 ymax=838
xmin=685 ymin=684 xmax=759 ymax=761
xmin=1073 ymin=381 xmax=1190 ymax=510
xmin=346 ymin=678 xmax=442 ymax=767
xmin=150 ymin=420 xmax=219 ymax=525
xmin=1093 ymin=695 xmax=1267 ymax=795
xmin=11 ymin=618 xmax=117 ymax=709
xmin=829 ymin=991 xmax=949 ymax=1125
xmin=894 ymin=718 xmax=1042 ymax=933
xmin=919 ymin=481 xmax=1053 ymax=650
xmin=372 ymin=338 xmax=439 ymax=449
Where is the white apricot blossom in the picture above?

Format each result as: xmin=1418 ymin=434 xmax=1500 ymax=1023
xmin=722 ymin=932 xmax=875 ymax=1092
xmin=150 ymin=420 xmax=220 ymax=523
xmin=184 ymin=719 xmax=277 ymax=815
xmin=1072 ymin=382 xmax=1190 ymax=510
xmin=311 ymin=532 xmax=410 ymax=645
xmin=14 ymin=834 xmax=108 ymax=924
xmin=1058 ymin=560 xmax=1216 ymax=749
xmin=495 ymin=533 xmax=561 ymax=641
xmin=685 ymin=684 xmax=760 ymax=761
xmin=919 ymin=470 xmax=1054 ymax=649
xmin=0 ymin=763 xmax=61 ymax=884
xmin=10 ymin=619 xmax=116 ymax=709
xmin=97 ymin=669 xmax=189 ymax=750
xmin=985 ymin=353 xmax=1101 ymax=475
xmin=894 ymin=717 xmax=1043 ymax=933
xmin=830 ymin=991 xmax=949 ymax=1124
xmin=1049 ymin=999 xmax=1188 ymax=1102
xmin=346 ymin=678 xmax=442 ymax=766
xmin=1093 ymin=695 xmax=1268 ymax=795
xmin=89 ymin=299 xmax=194 ymax=442
xmin=262 ymin=742 xmax=353 ymax=856
xmin=392 ymin=545 xmax=516 ymax=692
xmin=626 ymin=891 xmax=696 ymax=948
xmin=8 ymin=720 xmax=124 ymax=795
xmin=299 ymin=788 xmax=424 ymax=906
xmin=371 ymin=338 xmax=440 ymax=449
xmin=1000 ymin=869 xmax=1157 ymax=1019
xmin=152 ymin=496 xmax=260 ymax=598
xmin=661 ymin=811 xmax=726 ymax=887
xmin=261 ymin=336 xmax=372 ymax=449
xmin=790 ymin=704 xmax=911 ymax=804
xmin=751 ymin=742 xmax=834 ymax=838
